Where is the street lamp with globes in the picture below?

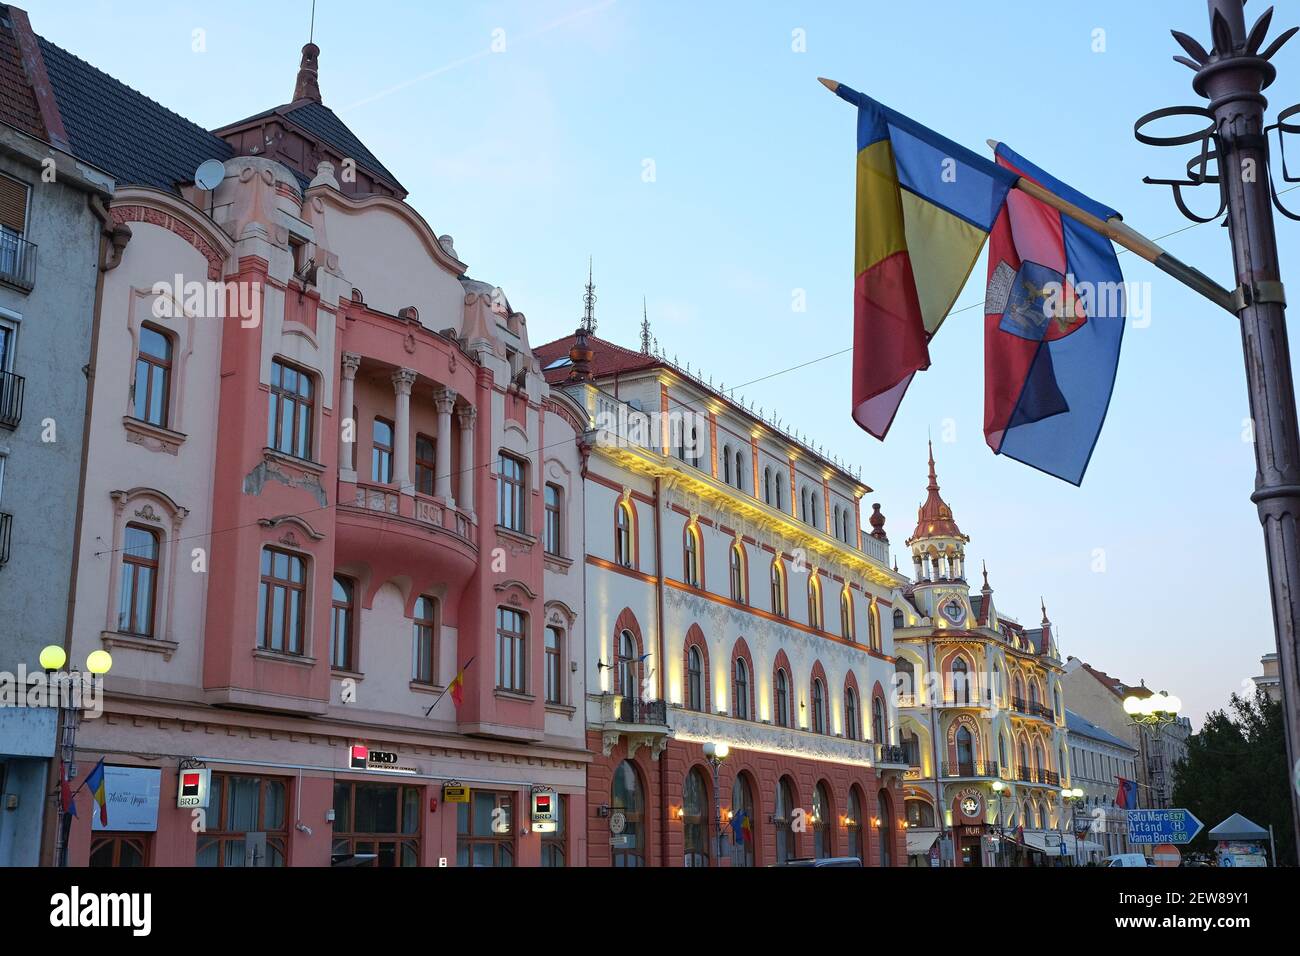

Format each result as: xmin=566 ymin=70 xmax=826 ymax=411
xmin=43 ymin=645 xmax=113 ymax=866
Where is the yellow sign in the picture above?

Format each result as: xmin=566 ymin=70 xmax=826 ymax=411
xmin=443 ymin=784 xmax=470 ymax=804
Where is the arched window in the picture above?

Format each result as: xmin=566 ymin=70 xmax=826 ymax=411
xmin=683 ymin=768 xmax=709 ymax=867
xmin=807 ymin=574 xmax=823 ymax=630
xmin=687 ymin=645 xmax=703 ymax=711
xmin=618 ymin=630 xmax=639 ymax=699
xmin=133 ymin=324 xmax=173 ymax=427
xmin=833 ymin=505 xmax=841 ymax=540
xmin=956 ymin=725 xmax=975 ymax=776
xmin=841 ymin=588 xmax=854 ymax=640
xmin=992 ymin=662 xmax=1002 ymax=704
xmin=906 ymin=798 xmax=935 ymax=828
xmin=901 ymin=729 xmax=921 ymax=766
xmin=811 ymin=678 xmax=826 ymax=734
xmin=722 ymin=445 xmax=732 ymax=485
xmin=1029 ymin=681 xmax=1040 ymax=709
xmin=733 ymin=657 xmax=750 ymax=720
xmin=999 ymin=734 xmax=1009 ymax=772
xmin=731 ymin=774 xmax=756 ymax=867
xmin=611 ymin=761 xmax=644 ymax=867
xmin=775 ymin=481 xmax=784 ymax=512
xmin=1034 ymin=741 xmax=1047 ymax=774
xmin=810 ymin=491 xmax=820 ymax=528
xmin=896 ymin=658 xmax=916 ymax=700
xmin=775 ymin=777 xmax=797 ymax=864
xmin=868 ymin=602 xmax=881 ymax=651
xmin=1014 ymin=675 xmax=1026 ymax=705
xmin=763 ymin=467 xmax=772 ymax=504
xmin=615 ymin=502 xmax=633 ymax=568
xmin=847 ymin=787 xmax=865 ymax=861
xmin=412 ymin=595 xmax=438 ymax=683
xmin=893 ymin=608 xmax=905 ymax=629
xmin=730 ymin=541 xmax=747 ymax=604
xmin=734 ymin=451 xmax=744 ymax=491
xmin=951 ymin=657 xmax=970 ymax=704
xmin=775 ymin=668 xmax=790 ymax=727
xmin=330 ymin=576 xmax=356 ymax=671
xmin=813 ymin=783 xmax=832 ymax=859
xmin=1017 ymin=739 xmax=1030 ymax=779
xmin=844 ymin=687 xmax=859 ymax=740
xmin=800 ymin=487 xmax=809 ymax=523
xmin=1022 ymin=800 xmax=1033 ymax=828
xmin=770 ymin=559 xmax=786 ymax=617
xmin=683 ymin=524 xmax=700 ymax=587
xmin=872 ymin=695 xmax=887 ymax=743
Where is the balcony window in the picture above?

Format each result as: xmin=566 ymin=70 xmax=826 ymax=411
xmin=267 ymin=359 xmax=314 ymax=460
xmin=330 ymin=576 xmax=355 ymax=670
xmin=415 ymin=434 xmax=436 ymax=495
xmin=956 ymin=725 xmax=975 ymax=776
xmin=133 ymin=324 xmax=173 ymax=427
xmin=0 ymin=175 xmax=34 ymax=289
xmin=496 ymin=453 xmax=526 ymax=532
xmin=257 ymin=546 xmax=306 ymax=655
xmin=412 ymin=596 xmax=437 ymax=684
xmin=371 ymin=418 xmax=394 ymax=484
xmin=496 ymin=607 xmax=526 ymax=693
xmin=872 ymin=695 xmax=887 ymax=742
xmin=117 ymin=524 xmax=159 ymax=637
xmin=0 ymin=321 xmax=22 ymax=430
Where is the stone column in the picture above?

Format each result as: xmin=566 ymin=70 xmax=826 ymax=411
xmin=392 ymin=368 xmax=417 ymax=494
xmin=457 ymin=405 xmax=477 ymax=516
xmin=434 ymin=387 xmax=457 ymax=503
xmin=339 ymin=352 xmax=361 ymax=480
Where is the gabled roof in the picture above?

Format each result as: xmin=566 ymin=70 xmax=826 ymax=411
xmin=36 ymin=35 xmax=231 ymax=192
xmin=0 ymin=10 xmax=45 ymax=140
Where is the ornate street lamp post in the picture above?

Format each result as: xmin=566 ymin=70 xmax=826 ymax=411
xmin=1136 ymin=0 xmax=1300 ymax=846
xmin=991 ymin=779 xmax=1007 ymax=868
xmin=702 ymin=742 xmax=729 ymax=867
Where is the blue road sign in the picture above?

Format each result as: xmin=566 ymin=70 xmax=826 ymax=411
xmin=1125 ymin=808 xmax=1204 ymax=845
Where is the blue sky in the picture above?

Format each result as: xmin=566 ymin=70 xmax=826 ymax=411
xmin=30 ymin=0 xmax=1298 ymax=724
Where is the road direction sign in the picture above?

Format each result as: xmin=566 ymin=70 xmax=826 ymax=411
xmin=1126 ymin=808 xmax=1204 ymax=845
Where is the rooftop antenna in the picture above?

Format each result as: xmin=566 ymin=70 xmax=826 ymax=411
xmin=581 ymin=257 xmax=597 ymax=334
xmin=309 ymin=0 xmax=316 ymax=43
xmin=640 ymin=297 xmax=651 ymax=354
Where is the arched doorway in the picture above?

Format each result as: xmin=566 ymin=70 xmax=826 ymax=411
xmin=877 ymin=789 xmax=895 ymax=867
xmin=813 ymin=782 xmax=833 ymax=859
xmin=847 ymin=787 xmax=866 ymax=862
xmin=775 ymin=777 xmax=797 ymax=863
xmin=611 ymin=760 xmax=645 ymax=867
xmin=731 ymin=772 xmax=756 ymax=867
xmin=683 ymin=767 xmax=709 ymax=867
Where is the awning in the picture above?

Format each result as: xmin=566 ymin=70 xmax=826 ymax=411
xmin=906 ymin=830 xmax=939 ymax=855
xmin=1016 ymin=832 xmax=1103 ymax=857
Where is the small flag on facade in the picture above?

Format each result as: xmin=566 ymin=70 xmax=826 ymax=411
xmin=448 ymin=670 xmax=465 ymax=708
xmin=59 ymin=763 xmax=76 ymax=819
xmin=730 ymin=809 xmax=752 ymax=844
xmin=85 ymin=757 xmax=108 ymax=826
xmin=1115 ymin=776 xmax=1138 ymax=809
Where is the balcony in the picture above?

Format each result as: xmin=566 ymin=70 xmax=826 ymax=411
xmin=601 ymin=695 xmax=670 ymax=760
xmin=0 ymin=370 xmax=23 ymax=430
xmin=0 ymin=511 xmax=10 ymax=565
xmin=0 ymin=235 xmax=36 ymax=291
xmin=612 ymin=696 xmax=668 ymax=726
xmin=876 ymin=743 xmax=912 ymax=767
xmin=1011 ymin=697 xmax=1056 ymax=722
xmin=1015 ymin=766 xmax=1061 ymax=786
xmin=943 ymin=760 xmax=1000 ymax=779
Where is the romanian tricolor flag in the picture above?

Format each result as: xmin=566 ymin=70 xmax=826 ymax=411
xmin=448 ymin=668 xmax=465 ymax=709
xmin=834 ymin=84 xmax=1017 ymax=438
xmin=85 ymin=757 xmax=108 ymax=826
xmin=730 ymin=809 xmax=752 ymax=845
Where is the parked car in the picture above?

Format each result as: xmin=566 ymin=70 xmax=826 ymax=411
xmin=771 ymin=857 xmax=864 ymax=867
xmin=1104 ymin=853 xmax=1151 ymax=867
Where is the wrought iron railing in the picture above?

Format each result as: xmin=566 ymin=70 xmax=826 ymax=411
xmin=876 ymin=743 xmax=912 ymax=765
xmin=614 ymin=696 xmax=667 ymax=725
xmin=943 ymin=761 xmax=1000 ymax=778
xmin=0 ymin=370 xmax=23 ymax=430
xmin=0 ymin=234 xmax=36 ymax=290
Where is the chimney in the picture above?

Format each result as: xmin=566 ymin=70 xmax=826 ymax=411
xmin=293 ymin=43 xmax=322 ymax=103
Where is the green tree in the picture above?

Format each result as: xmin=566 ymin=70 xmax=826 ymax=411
xmin=1172 ymin=688 xmax=1294 ymax=865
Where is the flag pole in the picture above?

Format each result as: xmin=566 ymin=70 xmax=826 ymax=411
xmin=817 ymin=76 xmax=1237 ymax=314
xmin=423 ymin=655 xmax=475 ymax=717
xmin=985 ymin=140 xmax=1238 ymax=315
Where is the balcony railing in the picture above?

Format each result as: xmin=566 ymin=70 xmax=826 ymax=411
xmin=1011 ymin=696 xmax=1056 ymax=721
xmin=0 ymin=235 xmax=36 ymax=291
xmin=0 ymin=370 xmax=23 ymax=430
xmin=0 ymin=511 xmax=11 ymax=565
xmin=943 ymin=761 xmax=1000 ymax=779
xmin=613 ymin=696 xmax=667 ymax=726
xmin=876 ymin=743 xmax=912 ymax=766
xmin=1015 ymin=766 xmax=1061 ymax=786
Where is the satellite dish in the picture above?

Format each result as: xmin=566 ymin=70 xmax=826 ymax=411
xmin=194 ymin=159 xmax=225 ymax=191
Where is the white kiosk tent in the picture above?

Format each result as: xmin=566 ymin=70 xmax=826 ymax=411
xmin=1208 ymin=813 xmax=1271 ymax=866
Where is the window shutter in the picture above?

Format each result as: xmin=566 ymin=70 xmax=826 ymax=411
xmin=0 ymin=176 xmax=28 ymax=234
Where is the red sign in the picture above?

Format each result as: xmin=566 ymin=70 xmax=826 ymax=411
xmin=1152 ymin=844 xmax=1181 ymax=867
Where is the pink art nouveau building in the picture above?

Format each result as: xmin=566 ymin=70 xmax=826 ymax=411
xmin=51 ymin=42 xmax=588 ymax=867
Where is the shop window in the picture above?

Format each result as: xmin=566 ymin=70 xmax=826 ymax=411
xmin=197 ymin=774 xmax=288 ymax=867
xmin=611 ymin=761 xmax=644 ymax=867
xmin=457 ymin=790 xmax=514 ymax=867
xmin=541 ymin=795 xmax=566 ymax=867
